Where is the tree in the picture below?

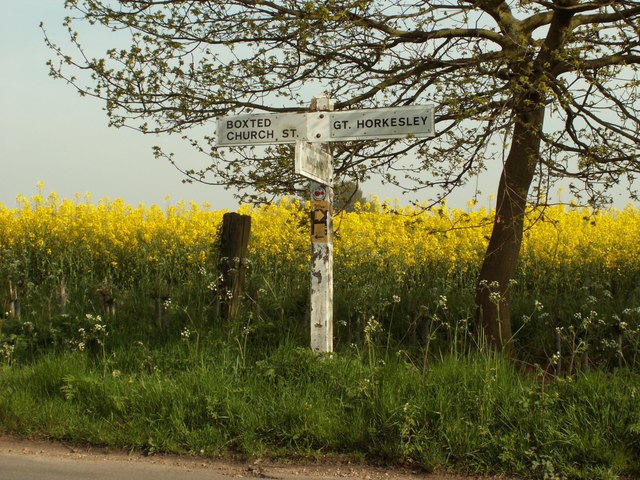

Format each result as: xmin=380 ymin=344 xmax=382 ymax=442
xmin=334 ymin=180 xmax=365 ymax=212
xmin=44 ymin=0 xmax=640 ymax=352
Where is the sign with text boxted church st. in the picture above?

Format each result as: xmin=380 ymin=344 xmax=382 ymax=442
xmin=327 ymin=105 xmax=435 ymax=142
xmin=217 ymin=112 xmax=307 ymax=146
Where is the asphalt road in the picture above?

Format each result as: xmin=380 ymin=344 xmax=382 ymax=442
xmin=0 ymin=439 xmax=398 ymax=480
xmin=0 ymin=436 xmax=308 ymax=480
xmin=0 ymin=453 xmax=236 ymax=480
xmin=0 ymin=436 xmax=504 ymax=480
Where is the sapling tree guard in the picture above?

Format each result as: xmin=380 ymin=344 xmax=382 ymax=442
xmin=45 ymin=0 xmax=640 ymax=351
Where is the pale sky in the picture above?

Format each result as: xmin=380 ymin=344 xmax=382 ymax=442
xmin=1 ymin=2 xmax=636 ymax=211
xmin=0 ymin=1 xmax=493 ymax=212
xmin=0 ymin=1 xmax=240 ymax=210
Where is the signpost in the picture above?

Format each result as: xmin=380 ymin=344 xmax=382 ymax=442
xmin=217 ymin=98 xmax=435 ymax=353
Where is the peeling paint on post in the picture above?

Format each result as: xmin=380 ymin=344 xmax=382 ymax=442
xmin=309 ymin=94 xmax=334 ymax=353
xmin=310 ymin=183 xmax=333 ymax=352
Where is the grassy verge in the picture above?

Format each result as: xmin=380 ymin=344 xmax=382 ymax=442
xmin=1 ymin=342 xmax=638 ymax=480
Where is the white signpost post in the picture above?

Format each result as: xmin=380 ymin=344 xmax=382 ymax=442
xmin=306 ymin=94 xmax=334 ymax=353
xmin=217 ymin=98 xmax=434 ymax=353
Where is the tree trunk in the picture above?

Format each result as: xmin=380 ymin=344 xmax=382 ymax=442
xmin=474 ymin=2 xmax=578 ymax=353
xmin=475 ymin=106 xmax=545 ymax=352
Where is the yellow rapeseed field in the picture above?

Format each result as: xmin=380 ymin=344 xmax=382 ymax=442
xmin=2 ymin=190 xmax=639 ymax=366
xmin=1 ymin=191 xmax=638 ymax=287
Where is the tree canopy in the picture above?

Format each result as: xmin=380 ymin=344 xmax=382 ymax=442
xmin=46 ymin=0 xmax=640 ymax=204
xmin=45 ymin=0 xmax=640 ymax=350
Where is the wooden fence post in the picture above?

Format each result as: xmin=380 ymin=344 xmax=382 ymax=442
xmin=97 ymin=279 xmax=116 ymax=317
xmin=219 ymin=212 xmax=251 ymax=320
xmin=58 ymin=279 xmax=68 ymax=315
xmin=153 ymin=279 xmax=171 ymax=331
xmin=8 ymin=281 xmax=20 ymax=320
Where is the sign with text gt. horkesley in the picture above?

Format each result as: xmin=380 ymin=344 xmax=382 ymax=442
xmin=326 ymin=105 xmax=435 ymax=142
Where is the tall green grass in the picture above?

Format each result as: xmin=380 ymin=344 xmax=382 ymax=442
xmin=2 ymin=198 xmax=640 ymax=478
xmin=1 ymin=342 xmax=638 ymax=479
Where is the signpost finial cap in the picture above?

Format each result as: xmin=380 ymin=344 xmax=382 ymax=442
xmin=311 ymin=93 xmax=334 ymax=112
